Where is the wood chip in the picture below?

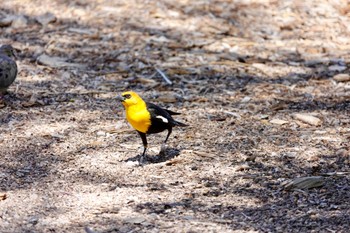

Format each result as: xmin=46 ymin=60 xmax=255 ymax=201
xmin=0 ymin=193 xmax=7 ymax=201
xmin=68 ymin=27 xmax=97 ymax=35
xmin=124 ymin=216 xmax=147 ymax=224
xmin=283 ymin=176 xmax=325 ymax=190
xmin=293 ymin=113 xmax=322 ymax=126
xmin=333 ymin=73 xmax=350 ymax=82
xmin=37 ymin=54 xmax=86 ymax=68
xmin=270 ymin=119 xmax=288 ymax=125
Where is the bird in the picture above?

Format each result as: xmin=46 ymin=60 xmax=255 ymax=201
xmin=0 ymin=44 xmax=18 ymax=98
xmin=117 ymin=91 xmax=187 ymax=162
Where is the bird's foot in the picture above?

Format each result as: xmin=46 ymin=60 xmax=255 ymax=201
xmin=138 ymin=154 xmax=147 ymax=166
xmin=159 ymin=143 xmax=167 ymax=155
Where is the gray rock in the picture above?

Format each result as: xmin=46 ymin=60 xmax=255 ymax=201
xmin=11 ymin=15 xmax=28 ymax=28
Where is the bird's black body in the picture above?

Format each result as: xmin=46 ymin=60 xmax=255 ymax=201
xmin=137 ymin=102 xmax=187 ymax=158
xmin=145 ymin=102 xmax=185 ymax=134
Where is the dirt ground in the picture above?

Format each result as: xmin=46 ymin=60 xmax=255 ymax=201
xmin=0 ymin=0 xmax=350 ymax=232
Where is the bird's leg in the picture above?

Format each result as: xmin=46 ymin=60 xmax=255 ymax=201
xmin=164 ymin=127 xmax=172 ymax=144
xmin=160 ymin=128 xmax=172 ymax=154
xmin=138 ymin=131 xmax=148 ymax=164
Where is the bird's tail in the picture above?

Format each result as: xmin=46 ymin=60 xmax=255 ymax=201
xmin=174 ymin=120 xmax=188 ymax=127
xmin=165 ymin=109 xmax=181 ymax=115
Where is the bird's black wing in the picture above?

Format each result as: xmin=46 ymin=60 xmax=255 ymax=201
xmin=145 ymin=102 xmax=177 ymax=134
xmin=146 ymin=102 xmax=188 ymax=127
xmin=146 ymin=102 xmax=173 ymax=122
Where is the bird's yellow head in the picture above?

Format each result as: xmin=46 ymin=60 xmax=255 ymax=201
xmin=118 ymin=91 xmax=144 ymax=108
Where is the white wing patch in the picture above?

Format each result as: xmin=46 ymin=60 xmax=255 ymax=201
xmin=156 ymin=115 xmax=169 ymax=123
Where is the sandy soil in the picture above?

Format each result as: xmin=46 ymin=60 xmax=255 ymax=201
xmin=0 ymin=0 xmax=349 ymax=232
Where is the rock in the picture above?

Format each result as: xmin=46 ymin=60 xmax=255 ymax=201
xmin=270 ymin=119 xmax=288 ymax=125
xmin=333 ymin=73 xmax=350 ymax=82
xmin=84 ymin=227 xmax=98 ymax=233
xmin=28 ymin=216 xmax=39 ymax=225
xmin=328 ymin=65 xmax=346 ymax=72
xmin=156 ymin=92 xmax=179 ymax=103
xmin=125 ymin=161 xmax=139 ymax=167
xmin=36 ymin=12 xmax=57 ymax=26
xmin=0 ymin=16 xmax=13 ymax=27
xmin=336 ymin=149 xmax=348 ymax=157
xmin=293 ymin=113 xmax=322 ymax=126
xmin=283 ymin=152 xmax=297 ymax=158
xmin=11 ymin=15 xmax=28 ymax=28
xmin=96 ymin=131 xmax=106 ymax=137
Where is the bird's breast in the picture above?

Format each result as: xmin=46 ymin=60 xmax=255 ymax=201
xmin=126 ymin=107 xmax=151 ymax=133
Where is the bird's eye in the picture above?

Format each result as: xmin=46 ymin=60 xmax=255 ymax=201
xmin=123 ymin=94 xmax=131 ymax=99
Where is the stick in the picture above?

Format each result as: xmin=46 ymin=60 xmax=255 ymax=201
xmin=155 ymin=67 xmax=172 ymax=85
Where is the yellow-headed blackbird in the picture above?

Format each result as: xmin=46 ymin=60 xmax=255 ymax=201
xmin=117 ymin=91 xmax=187 ymax=161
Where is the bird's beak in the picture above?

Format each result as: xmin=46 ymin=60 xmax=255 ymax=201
xmin=116 ymin=95 xmax=124 ymax=102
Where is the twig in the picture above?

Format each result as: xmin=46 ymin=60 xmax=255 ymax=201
xmin=155 ymin=67 xmax=172 ymax=85
xmin=319 ymin=172 xmax=350 ymax=177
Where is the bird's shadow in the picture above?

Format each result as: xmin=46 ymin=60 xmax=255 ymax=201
xmin=125 ymin=147 xmax=181 ymax=165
